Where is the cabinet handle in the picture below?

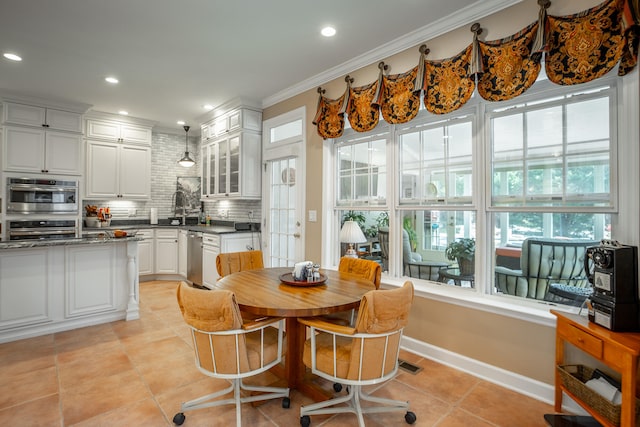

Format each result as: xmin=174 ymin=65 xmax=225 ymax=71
xmin=42 ymin=123 xmax=50 ymax=127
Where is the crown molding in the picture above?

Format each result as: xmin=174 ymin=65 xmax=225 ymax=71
xmin=85 ymin=110 xmax=157 ymax=127
xmin=195 ymin=97 xmax=263 ymax=125
xmin=0 ymin=90 xmax=92 ymax=113
xmin=262 ymin=0 xmax=522 ymax=108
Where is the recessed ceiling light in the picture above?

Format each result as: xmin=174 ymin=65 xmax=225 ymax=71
xmin=118 ymin=110 xmax=129 ymax=116
xmin=203 ymin=104 xmax=213 ymax=110
xmin=3 ymin=52 xmax=22 ymax=61
xmin=177 ymin=120 xmax=186 ymax=125
xmin=321 ymin=26 xmax=336 ymax=37
xmin=105 ymin=76 xmax=119 ymax=84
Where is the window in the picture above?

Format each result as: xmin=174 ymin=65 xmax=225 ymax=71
xmin=336 ymin=129 xmax=389 ymax=206
xmin=398 ymin=116 xmax=473 ymax=205
xmin=330 ymin=71 xmax=624 ymax=309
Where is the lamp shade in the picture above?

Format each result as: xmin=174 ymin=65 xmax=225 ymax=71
xmin=339 ymin=220 xmax=367 ymax=244
xmin=178 ymin=125 xmax=195 ymax=168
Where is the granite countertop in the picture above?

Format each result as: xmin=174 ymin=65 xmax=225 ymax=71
xmin=85 ymin=224 xmax=241 ymax=234
xmin=0 ymin=235 xmax=144 ymax=250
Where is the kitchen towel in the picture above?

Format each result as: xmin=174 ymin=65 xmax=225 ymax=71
xmin=150 ymin=208 xmax=158 ymax=224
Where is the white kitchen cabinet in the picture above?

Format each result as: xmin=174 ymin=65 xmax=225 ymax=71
xmin=137 ymin=229 xmax=154 ymax=275
xmin=178 ymin=229 xmax=188 ymax=277
xmin=0 ymin=239 xmax=139 ymax=343
xmin=65 ymin=244 xmax=117 ymax=317
xmin=202 ymin=131 xmax=261 ymax=199
xmin=3 ymin=102 xmax=83 ymax=133
xmin=221 ymin=232 xmax=260 ymax=253
xmin=202 ymin=234 xmax=220 ymax=288
xmin=201 ymin=107 xmax=261 ymax=200
xmin=0 ymin=248 xmax=55 ymax=330
xmin=85 ymin=140 xmax=151 ymax=199
xmin=86 ymin=119 xmax=152 ymax=146
xmin=3 ymin=125 xmax=83 ymax=175
xmin=155 ymin=228 xmax=178 ymax=274
xmin=201 ymin=108 xmax=259 ymax=144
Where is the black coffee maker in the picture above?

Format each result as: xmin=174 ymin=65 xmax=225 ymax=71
xmin=585 ymin=239 xmax=639 ymax=331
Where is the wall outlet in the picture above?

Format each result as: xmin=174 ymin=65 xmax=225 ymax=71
xmin=218 ymin=209 xmax=228 ymax=218
xmin=128 ymin=208 xmax=137 ymax=217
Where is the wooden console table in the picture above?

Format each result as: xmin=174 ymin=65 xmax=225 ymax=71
xmin=552 ymin=310 xmax=640 ymax=427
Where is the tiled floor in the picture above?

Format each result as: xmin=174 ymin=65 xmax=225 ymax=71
xmin=0 ymin=280 xmax=558 ymax=426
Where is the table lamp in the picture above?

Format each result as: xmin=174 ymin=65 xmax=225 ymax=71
xmin=339 ymin=220 xmax=367 ymax=258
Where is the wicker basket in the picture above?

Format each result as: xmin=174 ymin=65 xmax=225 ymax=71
xmin=557 ymin=365 xmax=640 ymax=426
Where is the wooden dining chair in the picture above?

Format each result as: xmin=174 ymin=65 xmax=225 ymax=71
xmin=173 ymin=282 xmax=290 ymax=427
xmin=216 ymin=250 xmax=264 ymax=278
xmin=298 ymin=281 xmax=416 ymax=427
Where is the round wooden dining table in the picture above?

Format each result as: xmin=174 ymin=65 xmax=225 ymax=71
xmin=213 ymin=266 xmax=376 ymax=401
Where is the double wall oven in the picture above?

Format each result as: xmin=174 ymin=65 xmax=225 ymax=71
xmin=5 ymin=177 xmax=80 ymax=241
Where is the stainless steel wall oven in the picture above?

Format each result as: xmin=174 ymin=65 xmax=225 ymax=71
xmin=8 ymin=220 xmax=78 ymax=240
xmin=7 ymin=177 xmax=79 ymax=214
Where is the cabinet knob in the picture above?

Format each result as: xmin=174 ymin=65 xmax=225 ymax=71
xmin=42 ymin=124 xmax=49 ymax=128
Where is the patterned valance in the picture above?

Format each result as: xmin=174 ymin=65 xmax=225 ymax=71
xmin=315 ymin=0 xmax=639 ymax=139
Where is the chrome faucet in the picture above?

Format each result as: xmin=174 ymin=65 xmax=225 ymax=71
xmin=171 ymin=190 xmax=187 ymax=225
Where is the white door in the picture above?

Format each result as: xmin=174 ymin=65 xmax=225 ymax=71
xmin=262 ymin=107 xmax=306 ymax=267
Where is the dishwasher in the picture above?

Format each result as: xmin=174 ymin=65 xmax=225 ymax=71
xmin=187 ymin=232 xmax=203 ymax=286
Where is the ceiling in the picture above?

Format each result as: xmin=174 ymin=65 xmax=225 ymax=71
xmin=0 ymin=0 xmax=519 ymax=131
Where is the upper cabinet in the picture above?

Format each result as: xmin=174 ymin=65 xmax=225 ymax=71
xmin=86 ymin=119 xmax=152 ymax=146
xmin=3 ymin=102 xmax=83 ymax=133
xmin=2 ymin=101 xmax=84 ymax=175
xmin=201 ymin=107 xmax=262 ymax=200
xmin=84 ymin=115 xmax=153 ymax=199
xmin=3 ymin=127 xmax=82 ymax=175
xmin=200 ymin=108 xmax=261 ymax=144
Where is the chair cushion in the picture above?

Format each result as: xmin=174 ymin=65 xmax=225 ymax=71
xmin=338 ymin=257 xmax=382 ymax=289
xmin=246 ymin=327 xmax=283 ymax=370
xmin=216 ymin=250 xmax=264 ymax=277
xmin=176 ymin=282 xmax=243 ymax=331
xmin=303 ymin=332 xmax=353 ymax=378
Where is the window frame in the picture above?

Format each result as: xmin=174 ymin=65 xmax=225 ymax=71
xmin=323 ymin=68 xmax=638 ymax=324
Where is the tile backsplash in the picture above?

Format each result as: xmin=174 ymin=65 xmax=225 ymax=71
xmin=84 ymin=130 xmax=262 ymax=224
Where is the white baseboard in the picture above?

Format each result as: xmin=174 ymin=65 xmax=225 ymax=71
xmin=401 ymin=335 xmax=587 ymax=415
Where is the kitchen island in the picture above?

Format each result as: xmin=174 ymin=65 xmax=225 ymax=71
xmin=0 ymin=236 xmax=142 ymax=343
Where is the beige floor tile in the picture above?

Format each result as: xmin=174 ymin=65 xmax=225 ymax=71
xmin=0 ymin=365 xmax=58 ymax=410
xmin=458 ymin=381 xmax=554 ymax=427
xmin=69 ymin=398 xmax=170 ymax=427
xmin=60 ymin=369 xmax=151 ymax=425
xmin=0 ymin=394 xmax=61 ymax=427
xmin=395 ymin=357 xmax=480 ymax=404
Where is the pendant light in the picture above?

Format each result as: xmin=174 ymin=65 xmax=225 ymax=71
xmin=178 ymin=125 xmax=195 ymax=168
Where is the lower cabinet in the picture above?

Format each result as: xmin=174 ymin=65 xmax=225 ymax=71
xmin=155 ymin=229 xmax=179 ymax=274
xmin=65 ymin=245 xmax=117 ymax=317
xmin=178 ymin=230 xmax=188 ymax=278
xmin=202 ymin=234 xmax=220 ymax=289
xmin=137 ymin=229 xmax=154 ymax=275
xmin=0 ymin=248 xmax=55 ymax=330
xmin=0 ymin=241 xmax=139 ymax=343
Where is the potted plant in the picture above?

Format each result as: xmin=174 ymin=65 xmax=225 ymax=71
xmin=445 ymin=238 xmax=476 ymax=276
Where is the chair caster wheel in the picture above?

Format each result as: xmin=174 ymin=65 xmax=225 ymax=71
xmin=300 ymin=415 xmax=311 ymax=427
xmin=282 ymin=397 xmax=291 ymax=408
xmin=333 ymin=382 xmax=342 ymax=392
xmin=173 ymin=412 xmax=186 ymax=425
xmin=405 ymin=411 xmax=417 ymax=424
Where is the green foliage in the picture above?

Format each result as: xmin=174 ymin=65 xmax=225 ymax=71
xmin=445 ymin=238 xmax=475 ymax=261
xmin=403 ymin=216 xmax=417 ymax=251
